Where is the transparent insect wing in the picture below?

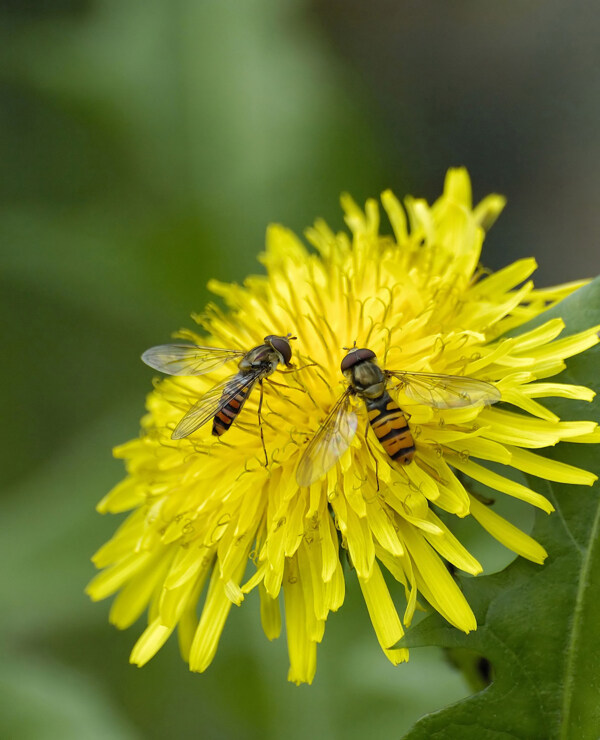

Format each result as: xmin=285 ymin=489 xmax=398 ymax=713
xmin=141 ymin=344 xmax=245 ymax=376
xmin=387 ymin=370 xmax=501 ymax=409
xmin=296 ymin=390 xmax=358 ymax=488
xmin=171 ymin=371 xmax=259 ymax=439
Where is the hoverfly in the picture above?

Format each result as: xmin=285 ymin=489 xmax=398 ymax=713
xmin=142 ymin=334 xmax=297 ymax=463
xmin=296 ymin=346 xmax=501 ymax=487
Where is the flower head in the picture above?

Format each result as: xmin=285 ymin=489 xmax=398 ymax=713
xmin=87 ymin=169 xmax=599 ymax=684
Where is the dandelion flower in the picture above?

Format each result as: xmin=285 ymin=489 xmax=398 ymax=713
xmin=87 ymin=169 xmax=599 ymax=685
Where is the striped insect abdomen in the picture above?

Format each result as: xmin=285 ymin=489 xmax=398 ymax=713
xmin=366 ymin=392 xmax=415 ymax=464
xmin=212 ymin=381 xmax=253 ymax=436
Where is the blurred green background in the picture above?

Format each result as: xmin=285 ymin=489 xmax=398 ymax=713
xmin=2 ymin=1 xmax=599 ymax=738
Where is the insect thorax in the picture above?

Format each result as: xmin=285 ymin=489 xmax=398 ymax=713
xmin=239 ymin=344 xmax=280 ymax=373
xmin=348 ymin=359 xmax=386 ymax=399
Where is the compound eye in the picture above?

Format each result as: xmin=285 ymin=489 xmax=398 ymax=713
xmin=265 ymin=335 xmax=292 ymax=365
xmin=340 ymin=347 xmax=376 ymax=372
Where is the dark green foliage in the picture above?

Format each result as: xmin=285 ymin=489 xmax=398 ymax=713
xmin=402 ymin=278 xmax=600 ymax=740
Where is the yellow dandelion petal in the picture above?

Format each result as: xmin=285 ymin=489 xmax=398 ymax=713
xmin=365 ymin=497 xmax=405 ymax=557
xmin=97 ymin=476 xmax=145 ymax=514
xmin=570 ymin=429 xmax=600 ymax=443
xmin=381 ymin=189 xmax=408 ymax=244
xmin=398 ymin=519 xmax=477 ymax=633
xmin=189 ymin=558 xmax=247 ymax=673
xmin=283 ymin=556 xmax=318 ymax=686
xmin=109 ymin=552 xmax=173 ymax=629
xmin=358 ymin=561 xmax=407 ymax=655
xmin=338 ymin=501 xmax=375 ymax=580
xmin=130 ymin=619 xmax=173 ymax=668
xmin=468 ymin=496 xmax=548 ymax=565
xmin=523 ymin=325 xmax=600 ymax=362
xmin=177 ymin=575 xmax=208 ymax=663
xmin=444 ymin=436 xmax=512 ymax=465
xmin=478 ymin=408 xmax=595 ymax=448
xmin=89 ymin=169 xmax=599 ymax=683
xmin=87 ymin=551 xmax=154 ymax=601
xmin=521 ymin=382 xmax=595 ymax=402
xmin=472 ymin=192 xmax=506 ymax=231
xmin=423 ymin=511 xmax=483 ymax=576
xmin=259 ymin=582 xmax=281 ymax=641
xmin=507 ymin=446 xmax=598 ymax=485
xmin=412 ymin=451 xmax=471 ymax=516
xmin=320 ymin=511 xmax=340 ymax=582
xmin=447 ymin=455 xmax=554 ymax=513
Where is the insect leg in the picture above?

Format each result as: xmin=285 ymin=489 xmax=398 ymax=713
xmin=265 ymin=377 xmax=304 ymax=392
xmin=257 ymin=379 xmax=268 ymax=467
xmin=278 ymin=362 xmax=318 ymax=374
xmin=363 ymin=418 xmax=380 ymax=492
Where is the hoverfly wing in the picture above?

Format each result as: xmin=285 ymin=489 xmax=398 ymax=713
xmin=296 ymin=390 xmax=358 ymax=488
xmin=141 ymin=344 xmax=245 ymax=376
xmin=171 ymin=371 xmax=258 ymax=439
xmin=387 ymin=370 xmax=501 ymax=409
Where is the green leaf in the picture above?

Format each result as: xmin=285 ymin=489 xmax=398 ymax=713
xmin=401 ymin=276 xmax=600 ymax=740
